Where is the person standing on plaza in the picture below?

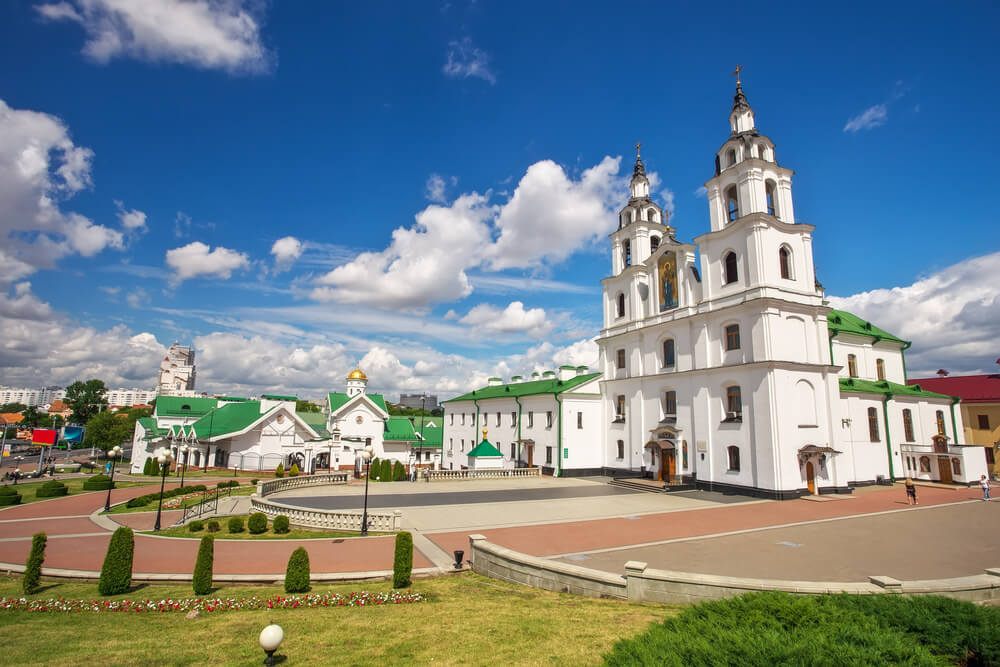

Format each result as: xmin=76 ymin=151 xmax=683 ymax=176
xmin=981 ymin=474 xmax=991 ymax=501
xmin=904 ymin=477 xmax=917 ymax=505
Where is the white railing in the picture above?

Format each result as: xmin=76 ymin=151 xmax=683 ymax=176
xmin=257 ymin=472 xmax=349 ymax=498
xmin=250 ymin=496 xmax=401 ymax=532
xmin=427 ymin=467 xmax=541 ymax=481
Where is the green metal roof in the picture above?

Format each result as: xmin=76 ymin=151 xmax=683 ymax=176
xmin=137 ymin=417 xmax=169 ymax=439
xmin=467 ymin=437 xmax=503 ymax=457
xmin=191 ymin=401 xmax=274 ymax=439
xmin=384 ymin=416 xmax=416 ymax=442
xmin=217 ymin=396 xmax=249 ymax=402
xmin=328 ymin=392 xmax=388 ymax=414
xmin=839 ymin=378 xmax=954 ymax=401
xmin=827 ymin=309 xmax=907 ymax=345
xmin=443 ymin=372 xmax=601 ymax=403
xmin=154 ymin=396 xmax=217 ymax=418
xmin=414 ymin=423 xmax=443 ymax=448
xmin=262 ymin=394 xmax=297 ymax=401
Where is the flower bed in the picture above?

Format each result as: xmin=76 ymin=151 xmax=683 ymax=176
xmin=0 ymin=590 xmax=425 ymax=613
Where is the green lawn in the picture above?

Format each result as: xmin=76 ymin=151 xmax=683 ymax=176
xmin=0 ymin=573 xmax=673 ymax=665
xmin=106 ymin=485 xmax=256 ymax=515
xmin=0 ymin=477 xmax=150 ymax=505
xmin=145 ymin=514 xmax=386 ymax=540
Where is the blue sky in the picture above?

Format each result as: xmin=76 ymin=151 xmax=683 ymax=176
xmin=1 ymin=0 xmax=998 ymax=399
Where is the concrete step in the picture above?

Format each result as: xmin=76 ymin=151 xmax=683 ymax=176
xmin=609 ymin=478 xmax=697 ymax=494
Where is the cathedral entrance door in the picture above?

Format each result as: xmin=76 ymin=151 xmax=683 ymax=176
xmin=805 ymin=461 xmax=816 ymax=494
xmin=937 ymin=457 xmax=953 ymax=484
xmin=662 ymin=450 xmax=676 ymax=483
xmin=526 ymin=445 xmax=533 ymax=467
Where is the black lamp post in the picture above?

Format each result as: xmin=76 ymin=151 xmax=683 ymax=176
xmin=360 ymin=442 xmax=373 ymax=536
xmin=103 ymin=444 xmax=122 ymax=512
xmin=153 ymin=447 xmax=174 ymax=532
xmin=179 ymin=444 xmax=189 ymax=489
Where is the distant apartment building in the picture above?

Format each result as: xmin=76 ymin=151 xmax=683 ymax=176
xmin=399 ymin=393 xmax=440 ymax=412
xmin=106 ymin=388 xmax=158 ymax=408
xmin=0 ymin=386 xmax=66 ymax=407
xmin=158 ymin=343 xmax=198 ymax=396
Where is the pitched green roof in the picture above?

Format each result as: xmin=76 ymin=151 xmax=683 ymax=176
xmin=384 ymin=416 xmax=416 ymax=442
xmin=414 ymin=423 xmax=442 ymax=448
xmin=827 ymin=309 xmax=907 ymax=345
xmin=262 ymin=394 xmax=297 ymax=401
xmin=839 ymin=378 xmax=954 ymax=401
xmin=296 ymin=410 xmax=329 ymax=438
xmin=442 ymin=372 xmax=601 ymax=403
xmin=328 ymin=392 xmax=388 ymax=414
xmin=191 ymin=401 xmax=273 ymax=439
xmin=136 ymin=417 xmax=169 ymax=439
xmin=467 ymin=437 xmax=503 ymax=457
xmin=154 ymin=396 xmax=218 ymax=418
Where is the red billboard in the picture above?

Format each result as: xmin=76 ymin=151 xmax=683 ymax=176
xmin=31 ymin=429 xmax=57 ymax=446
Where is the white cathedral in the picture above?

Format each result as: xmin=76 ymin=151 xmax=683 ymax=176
xmin=443 ymin=79 xmax=987 ymax=498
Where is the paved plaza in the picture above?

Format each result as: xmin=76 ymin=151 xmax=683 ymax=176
xmin=0 ymin=475 xmax=995 ymax=584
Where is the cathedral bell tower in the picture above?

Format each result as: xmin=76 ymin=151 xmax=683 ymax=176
xmin=609 ymin=145 xmax=671 ymax=277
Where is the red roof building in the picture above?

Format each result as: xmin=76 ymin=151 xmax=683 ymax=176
xmin=909 ymin=374 xmax=1000 ymax=475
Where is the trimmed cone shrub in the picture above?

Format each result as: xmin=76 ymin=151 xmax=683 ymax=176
xmin=0 ymin=486 xmax=21 ymax=506
xmin=248 ymin=512 xmax=267 ymax=534
xmin=98 ymin=527 xmax=134 ymax=595
xmin=380 ymin=459 xmax=392 ymax=482
xmin=368 ymin=458 xmax=380 ymax=481
xmin=192 ymin=535 xmax=214 ymax=595
xmin=284 ymin=547 xmax=311 ymax=593
xmin=392 ymin=460 xmax=405 ymax=481
xmin=289 ymin=463 xmax=300 ymax=477
xmin=36 ymin=480 xmax=69 ymax=497
xmin=188 ymin=520 xmax=205 ymax=533
xmin=206 ymin=520 xmax=220 ymax=533
xmin=393 ymin=531 xmax=413 ymax=588
xmin=273 ymin=515 xmax=290 ymax=534
xmin=143 ymin=458 xmax=156 ymax=476
xmin=227 ymin=516 xmax=244 ymax=533
xmin=22 ymin=532 xmax=46 ymax=595
xmin=274 ymin=462 xmax=284 ymax=478
xmin=82 ymin=474 xmax=113 ymax=490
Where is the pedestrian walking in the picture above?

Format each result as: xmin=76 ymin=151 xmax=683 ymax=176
xmin=904 ymin=476 xmax=917 ymax=505
xmin=981 ymin=474 xmax=991 ymax=501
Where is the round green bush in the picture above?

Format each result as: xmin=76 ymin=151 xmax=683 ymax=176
xmin=249 ymin=479 xmax=258 ymax=486
xmin=216 ymin=480 xmax=239 ymax=488
xmin=206 ymin=520 xmax=220 ymax=533
xmin=82 ymin=474 xmax=112 ymax=490
xmin=0 ymin=486 xmax=21 ymax=506
xmin=35 ymin=480 xmax=69 ymax=497
xmin=247 ymin=512 xmax=267 ymax=534
xmin=187 ymin=520 xmax=205 ymax=532
xmin=289 ymin=463 xmax=300 ymax=477
xmin=227 ymin=516 xmax=244 ymax=533
xmin=284 ymin=546 xmax=311 ymax=593
xmin=272 ymin=515 xmax=290 ymax=534
xmin=274 ymin=463 xmax=284 ymax=478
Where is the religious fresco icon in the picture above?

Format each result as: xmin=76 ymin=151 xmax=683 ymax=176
xmin=658 ymin=251 xmax=679 ymax=311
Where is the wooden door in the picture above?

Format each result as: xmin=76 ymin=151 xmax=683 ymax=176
xmin=806 ymin=461 xmax=816 ymax=494
xmin=526 ymin=446 xmax=533 ymax=467
xmin=938 ymin=457 xmax=953 ymax=484
xmin=665 ymin=451 xmax=676 ymax=483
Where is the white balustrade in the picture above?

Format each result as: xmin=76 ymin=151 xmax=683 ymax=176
xmin=250 ymin=496 xmax=401 ymax=532
xmin=426 ymin=467 xmax=541 ymax=481
xmin=257 ymin=472 xmax=349 ymax=498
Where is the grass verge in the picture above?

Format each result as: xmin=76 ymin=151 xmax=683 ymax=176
xmin=0 ymin=477 xmax=149 ymax=505
xmin=106 ymin=485 xmax=257 ymax=515
xmin=0 ymin=572 xmax=674 ymax=665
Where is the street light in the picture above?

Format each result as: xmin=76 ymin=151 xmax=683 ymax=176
xmin=259 ymin=622 xmax=284 ymax=665
xmin=153 ymin=447 xmax=175 ymax=532
xmin=360 ymin=443 xmax=374 ymax=536
xmin=179 ymin=444 xmax=190 ymax=489
xmin=103 ymin=445 xmax=123 ymax=512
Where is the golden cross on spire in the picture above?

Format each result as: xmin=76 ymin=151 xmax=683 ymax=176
xmin=732 ymin=64 xmax=744 ymax=85
xmin=635 ymin=141 xmax=642 ymax=158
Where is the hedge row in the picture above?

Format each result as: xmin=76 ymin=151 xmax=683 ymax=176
xmin=82 ymin=474 xmax=112 ymax=490
xmin=0 ymin=486 xmax=22 ymax=506
xmin=216 ymin=480 xmax=240 ymax=489
xmin=35 ymin=481 xmax=68 ymax=498
xmin=125 ymin=484 xmax=206 ymax=508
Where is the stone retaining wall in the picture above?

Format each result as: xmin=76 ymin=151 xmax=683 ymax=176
xmin=467 ymin=535 xmax=1000 ymax=604
xmin=258 ymin=472 xmax=349 ymax=497
xmin=250 ymin=495 xmax=401 ymax=532
xmin=428 ymin=467 xmax=541 ymax=481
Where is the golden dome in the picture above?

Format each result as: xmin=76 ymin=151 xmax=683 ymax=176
xmin=347 ymin=368 xmax=367 ymax=381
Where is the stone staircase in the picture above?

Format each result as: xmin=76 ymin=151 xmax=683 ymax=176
xmin=610 ymin=477 xmax=696 ymax=494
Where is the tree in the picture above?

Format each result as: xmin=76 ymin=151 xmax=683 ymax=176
xmin=192 ymin=535 xmax=214 ymax=595
xmin=393 ymin=532 xmax=413 ymax=588
xmin=284 ymin=547 xmax=311 ymax=593
xmin=295 ymin=400 xmax=320 ymax=413
xmin=23 ymin=533 xmax=46 ymax=595
xmin=65 ymin=379 xmax=109 ymax=424
xmin=98 ymin=527 xmax=134 ymax=595
xmin=0 ymin=402 xmax=27 ymax=414
xmin=19 ymin=406 xmax=43 ymax=428
xmin=84 ymin=411 xmax=131 ymax=453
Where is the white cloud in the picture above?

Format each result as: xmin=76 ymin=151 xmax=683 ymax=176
xmin=661 ymin=187 xmax=676 ymax=215
xmin=126 ymin=286 xmax=149 ymax=308
xmin=35 ymin=0 xmax=271 ymax=73
xmin=828 ymin=251 xmax=1000 ymax=376
xmin=469 ymin=274 xmax=595 ymax=295
xmin=115 ymin=200 xmax=147 ymax=231
xmin=844 ymin=103 xmax=888 ymax=133
xmin=425 ymin=173 xmax=447 ymax=203
xmin=311 ymin=193 xmax=495 ymax=308
xmin=443 ymin=37 xmax=496 ymax=84
xmin=693 ymin=186 xmax=708 ymax=198
xmin=458 ymin=301 xmax=553 ymax=338
xmin=270 ymin=236 xmax=303 ymax=272
xmin=165 ymin=241 xmax=249 ymax=284
xmin=0 ymin=98 xmax=125 ymax=282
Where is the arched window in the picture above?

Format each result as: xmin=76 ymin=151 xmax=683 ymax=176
xmin=868 ymin=407 xmax=880 ymax=442
xmin=725 ymin=185 xmax=739 ymax=222
xmin=623 ymin=239 xmax=631 ymax=267
xmin=662 ymin=339 xmax=675 ymax=367
xmin=616 ymin=293 xmax=625 ymax=318
xmin=724 ymin=324 xmax=741 ymax=351
xmin=724 ymin=252 xmax=738 ymax=284
xmin=876 ymin=358 xmax=886 ymax=381
xmin=779 ymin=246 xmax=792 ymax=279
xmin=726 ymin=386 xmax=742 ymax=416
xmin=902 ymin=409 xmax=915 ymax=442
xmin=759 ymin=145 xmax=769 ymax=161
xmin=919 ymin=456 xmax=931 ymax=472
xmin=650 ymin=235 xmax=660 ymax=252
xmin=726 ymin=148 xmax=736 ymax=167
xmin=664 ymin=391 xmax=677 ymax=416
xmin=765 ymin=180 xmax=777 ymax=216
xmin=624 ymin=211 xmax=631 ymax=225
xmin=952 ymin=458 xmax=961 ymax=475
xmin=796 ymin=380 xmax=817 ymax=426
xmin=847 ymin=354 xmax=858 ymax=378
xmin=936 ymin=410 xmax=946 ymax=436
xmin=648 ymin=208 xmax=657 ymax=222
xmin=727 ymin=446 xmax=740 ymax=471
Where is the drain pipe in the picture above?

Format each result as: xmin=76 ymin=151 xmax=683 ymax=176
xmin=514 ymin=395 xmax=523 ymax=465
xmin=949 ymin=397 xmax=961 ymax=445
xmin=882 ymin=392 xmax=895 ymax=483
xmin=554 ymin=392 xmax=563 ymax=477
